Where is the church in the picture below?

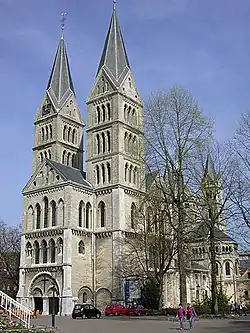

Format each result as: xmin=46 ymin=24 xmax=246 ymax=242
xmin=17 ymin=3 xmax=240 ymax=315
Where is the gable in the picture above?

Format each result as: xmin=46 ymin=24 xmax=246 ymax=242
xmin=23 ymin=160 xmax=67 ymax=193
xmin=34 ymin=93 xmax=56 ymax=122
xmin=86 ymin=70 xmax=116 ymax=103
xmin=119 ymin=73 xmax=143 ymax=105
xmin=58 ymin=94 xmax=84 ymax=125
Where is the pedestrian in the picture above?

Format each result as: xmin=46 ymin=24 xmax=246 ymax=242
xmin=186 ymin=303 xmax=197 ymax=330
xmin=230 ymin=301 xmax=235 ymax=316
xmin=176 ymin=304 xmax=186 ymax=330
xmin=241 ymin=301 xmax=247 ymax=316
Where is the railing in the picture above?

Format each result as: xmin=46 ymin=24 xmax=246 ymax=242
xmin=0 ymin=290 xmax=32 ymax=328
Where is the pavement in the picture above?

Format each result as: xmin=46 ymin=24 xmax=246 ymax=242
xmin=32 ymin=315 xmax=250 ymax=333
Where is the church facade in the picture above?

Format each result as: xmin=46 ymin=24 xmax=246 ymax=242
xmin=17 ymin=5 xmax=240 ymax=315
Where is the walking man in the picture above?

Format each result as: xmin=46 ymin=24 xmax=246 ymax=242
xmin=176 ymin=304 xmax=186 ymax=330
xmin=187 ymin=303 xmax=197 ymax=330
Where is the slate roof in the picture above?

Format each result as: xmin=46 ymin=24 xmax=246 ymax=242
xmin=145 ymin=171 xmax=158 ymax=191
xmin=50 ymin=160 xmax=92 ymax=188
xmin=190 ymin=262 xmax=208 ymax=271
xmin=96 ymin=6 xmax=130 ymax=86
xmin=46 ymin=36 xmax=75 ymax=108
xmin=192 ymin=223 xmax=237 ymax=243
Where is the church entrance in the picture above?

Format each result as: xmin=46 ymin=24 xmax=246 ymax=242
xmin=48 ymin=297 xmax=59 ymax=315
xmin=34 ymin=297 xmax=43 ymax=313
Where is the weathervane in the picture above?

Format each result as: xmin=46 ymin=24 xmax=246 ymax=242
xmin=60 ymin=12 xmax=67 ymax=38
xmin=113 ymin=0 xmax=116 ymax=11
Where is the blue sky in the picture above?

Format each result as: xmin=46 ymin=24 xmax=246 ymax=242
xmin=1 ymin=0 xmax=250 ymax=226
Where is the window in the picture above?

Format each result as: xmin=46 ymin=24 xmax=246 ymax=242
xmin=78 ymin=240 xmax=85 ymax=254
xmin=26 ymin=242 xmax=32 ymax=257
xmin=97 ymin=134 xmax=100 ymax=154
xmin=51 ymin=200 xmax=56 ymax=226
xmin=133 ymin=167 xmax=137 ymax=184
xmin=102 ymin=104 xmax=105 ymax=122
xmin=67 ymin=127 xmax=71 ymax=142
xmin=101 ymin=164 xmax=105 ymax=183
xmin=102 ymin=133 xmax=106 ymax=153
xmin=107 ymin=163 xmax=111 ymax=182
xmin=49 ymin=239 xmax=56 ymax=263
xmin=124 ymin=104 xmax=127 ymax=121
xmin=99 ymin=201 xmax=105 ymax=227
xmin=34 ymin=241 xmax=40 ymax=264
xmin=41 ymin=240 xmax=47 ymax=264
xmin=62 ymin=150 xmax=66 ymax=164
xmin=43 ymin=197 xmax=49 ymax=228
xmin=225 ymin=262 xmax=230 ymax=276
xmin=49 ymin=124 xmax=52 ymax=139
xmin=107 ymin=131 xmax=111 ymax=152
xmin=79 ymin=201 xmax=84 ymax=227
xmin=40 ymin=152 xmax=43 ymax=163
xmin=45 ymin=126 xmax=49 ymax=140
xmin=57 ymin=238 xmax=63 ymax=255
xmin=96 ymin=165 xmax=100 ymax=184
xmin=107 ymin=103 xmax=111 ymax=120
xmin=67 ymin=152 xmax=71 ymax=166
xmin=63 ymin=125 xmax=67 ymax=140
xmin=131 ymin=203 xmax=136 ymax=229
xmin=129 ymin=165 xmax=133 ymax=182
xmin=36 ymin=203 xmax=41 ymax=229
xmin=41 ymin=127 xmax=45 ymax=141
xmin=86 ymin=202 xmax=91 ymax=229
xmin=72 ymin=129 xmax=76 ymax=144
xmin=97 ymin=106 xmax=101 ymax=123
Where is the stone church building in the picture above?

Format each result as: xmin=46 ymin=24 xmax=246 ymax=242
xmin=17 ymin=4 xmax=239 ymax=315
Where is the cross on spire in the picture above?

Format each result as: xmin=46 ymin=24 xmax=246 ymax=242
xmin=113 ymin=0 xmax=116 ymax=11
xmin=60 ymin=12 xmax=67 ymax=39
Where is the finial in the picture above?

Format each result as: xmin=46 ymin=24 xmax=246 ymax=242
xmin=113 ymin=0 xmax=116 ymax=11
xmin=60 ymin=12 xmax=67 ymax=39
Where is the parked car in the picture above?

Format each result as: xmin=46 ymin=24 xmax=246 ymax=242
xmin=104 ymin=304 xmax=127 ymax=316
xmin=126 ymin=305 xmax=147 ymax=316
xmin=72 ymin=303 xmax=101 ymax=319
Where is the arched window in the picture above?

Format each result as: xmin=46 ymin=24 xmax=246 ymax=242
xmin=26 ymin=242 xmax=32 ymax=257
xmin=86 ymin=202 xmax=91 ymax=229
xmin=107 ymin=103 xmax=111 ymax=120
xmin=128 ymin=106 xmax=132 ymax=123
xmin=124 ymin=104 xmax=127 ymax=121
xmin=131 ymin=203 xmax=136 ymax=229
xmin=67 ymin=152 xmax=71 ymax=166
xmin=133 ymin=136 xmax=137 ymax=155
xmin=51 ymin=200 xmax=56 ymax=226
xmin=133 ymin=167 xmax=137 ymax=184
xmin=102 ymin=104 xmax=105 ymax=122
xmin=49 ymin=239 xmax=56 ymax=263
xmin=96 ymin=165 xmax=100 ymax=184
xmin=124 ymin=132 xmax=128 ymax=152
xmin=129 ymin=165 xmax=133 ymax=182
xmin=43 ymin=197 xmax=49 ymax=228
xmin=96 ymin=134 xmax=100 ymax=154
xmin=57 ymin=237 xmax=63 ymax=255
xmin=36 ymin=203 xmax=41 ymax=229
xmin=41 ymin=240 xmax=47 ymax=263
xmin=99 ymin=201 xmax=105 ymax=227
xmin=107 ymin=163 xmax=111 ymax=182
xmin=102 ymin=132 xmax=106 ymax=153
xmin=48 ymin=149 xmax=51 ymax=159
xmin=41 ymin=127 xmax=45 ymax=141
xmin=97 ymin=106 xmax=101 ymax=123
xmin=79 ymin=201 xmax=84 ymax=227
xmin=34 ymin=241 xmax=40 ymax=264
xmin=45 ymin=126 xmax=49 ymax=140
xmin=72 ymin=154 xmax=76 ymax=167
xmin=62 ymin=150 xmax=66 ymax=164
xmin=44 ymin=151 xmax=47 ymax=159
xmin=225 ymin=262 xmax=231 ymax=276
xmin=49 ymin=124 xmax=52 ymax=139
xmin=107 ymin=131 xmax=111 ymax=152
xmin=101 ymin=164 xmax=105 ymax=183
xmin=63 ymin=125 xmax=67 ymax=140
xmin=67 ymin=127 xmax=71 ymax=142
xmin=40 ymin=152 xmax=43 ymax=163
xmin=78 ymin=240 xmax=85 ymax=254
xmin=125 ymin=163 xmax=128 ymax=181
xmin=72 ymin=129 xmax=76 ymax=144
xmin=128 ymin=134 xmax=132 ymax=153
xmin=216 ymin=263 xmax=219 ymax=276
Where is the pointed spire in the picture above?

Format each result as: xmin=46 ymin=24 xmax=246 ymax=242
xmin=46 ymin=14 xmax=75 ymax=108
xmin=204 ymin=153 xmax=216 ymax=178
xmin=96 ymin=1 xmax=130 ymax=85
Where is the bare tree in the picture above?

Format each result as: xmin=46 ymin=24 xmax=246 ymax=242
xmin=0 ymin=221 xmax=21 ymax=298
xmin=142 ymin=86 xmax=212 ymax=306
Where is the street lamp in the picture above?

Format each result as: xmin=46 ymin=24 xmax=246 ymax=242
xmin=50 ymin=267 xmax=57 ymax=328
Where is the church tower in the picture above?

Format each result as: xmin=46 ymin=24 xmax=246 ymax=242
xmin=85 ymin=2 xmax=145 ymax=300
xmin=32 ymin=26 xmax=84 ymax=172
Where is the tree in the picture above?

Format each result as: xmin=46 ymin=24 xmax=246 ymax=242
xmin=0 ymin=221 xmax=21 ymax=298
xmin=143 ymin=86 xmax=212 ymax=306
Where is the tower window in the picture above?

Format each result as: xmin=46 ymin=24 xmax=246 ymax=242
xmin=67 ymin=127 xmax=71 ymax=142
xmin=96 ymin=134 xmax=100 ymax=154
xmin=63 ymin=125 xmax=67 ymax=140
xmin=107 ymin=103 xmax=111 ymax=120
xmin=97 ymin=106 xmax=101 ymax=123
xmin=107 ymin=162 xmax=111 ymax=182
xmin=49 ymin=239 xmax=56 ymax=263
xmin=62 ymin=150 xmax=66 ymax=164
xmin=131 ymin=203 xmax=136 ymax=229
xmin=34 ymin=241 xmax=40 ymax=264
xmin=51 ymin=200 xmax=56 ymax=226
xmin=225 ymin=262 xmax=231 ymax=276
xmin=45 ymin=126 xmax=49 ymax=140
xmin=43 ymin=197 xmax=49 ymax=228
xmin=102 ymin=132 xmax=106 ymax=153
xmin=49 ymin=124 xmax=52 ymax=139
xmin=99 ymin=201 xmax=105 ymax=227
xmin=41 ymin=239 xmax=47 ymax=263
xmin=102 ymin=104 xmax=106 ymax=122
xmin=86 ymin=202 xmax=91 ymax=229
xmin=72 ymin=129 xmax=76 ymax=144
xmin=125 ymin=163 xmax=128 ymax=181
xmin=41 ymin=127 xmax=45 ymax=141
xmin=35 ymin=203 xmax=41 ymax=229
xmin=67 ymin=152 xmax=71 ymax=166
xmin=129 ymin=165 xmax=133 ymax=182
xmin=79 ymin=201 xmax=84 ymax=227
xmin=101 ymin=164 xmax=105 ymax=183
xmin=78 ymin=240 xmax=85 ymax=254
xmin=107 ymin=131 xmax=111 ymax=152
xmin=96 ymin=165 xmax=100 ymax=184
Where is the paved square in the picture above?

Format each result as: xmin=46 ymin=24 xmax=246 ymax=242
xmin=32 ymin=315 xmax=250 ymax=333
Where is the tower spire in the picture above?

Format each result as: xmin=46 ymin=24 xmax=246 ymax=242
xmin=113 ymin=0 xmax=116 ymax=11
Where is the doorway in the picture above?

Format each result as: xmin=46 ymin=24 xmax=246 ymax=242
xmin=34 ymin=297 xmax=43 ymax=313
xmin=48 ymin=297 xmax=59 ymax=315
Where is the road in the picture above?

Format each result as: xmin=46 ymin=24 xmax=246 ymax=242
xmin=32 ymin=315 xmax=250 ymax=333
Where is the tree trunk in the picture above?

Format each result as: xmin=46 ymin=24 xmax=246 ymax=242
xmin=210 ymin=226 xmax=218 ymax=314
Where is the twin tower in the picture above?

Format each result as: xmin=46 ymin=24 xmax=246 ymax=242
xmin=17 ymin=4 xmax=145 ymax=314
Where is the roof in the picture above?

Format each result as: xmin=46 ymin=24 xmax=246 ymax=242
xmin=190 ymin=262 xmax=209 ymax=271
xmin=96 ymin=7 xmax=130 ymax=86
xmin=145 ymin=172 xmax=158 ymax=191
xmin=46 ymin=36 xmax=75 ymax=108
xmin=49 ymin=160 xmax=92 ymax=188
xmin=192 ymin=223 xmax=237 ymax=243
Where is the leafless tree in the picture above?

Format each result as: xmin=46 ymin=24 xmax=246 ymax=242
xmin=0 ymin=221 xmax=21 ymax=297
xmin=142 ymin=86 xmax=212 ymax=306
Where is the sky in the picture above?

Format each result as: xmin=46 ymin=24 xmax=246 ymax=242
xmin=1 ymin=0 xmax=250 ymax=226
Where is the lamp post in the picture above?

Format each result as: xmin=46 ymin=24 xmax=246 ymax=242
xmin=50 ymin=267 xmax=57 ymax=328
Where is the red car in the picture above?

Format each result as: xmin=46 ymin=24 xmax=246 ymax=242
xmin=104 ymin=304 xmax=127 ymax=316
xmin=126 ymin=305 xmax=147 ymax=316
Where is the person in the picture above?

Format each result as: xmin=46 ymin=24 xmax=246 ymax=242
xmin=176 ymin=304 xmax=186 ymax=330
xmin=230 ymin=301 xmax=235 ymax=316
xmin=241 ymin=301 xmax=247 ymax=316
xmin=186 ymin=303 xmax=197 ymax=330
